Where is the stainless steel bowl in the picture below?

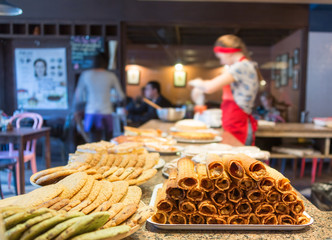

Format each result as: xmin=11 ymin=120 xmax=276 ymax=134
xmin=157 ymin=108 xmax=186 ymax=122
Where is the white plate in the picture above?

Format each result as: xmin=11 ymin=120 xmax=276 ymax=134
xmin=175 ymin=136 xmax=222 ymax=144
xmin=147 ymin=184 xmax=314 ymax=230
xmin=154 ymin=158 xmax=166 ymax=169
xmin=146 ymin=146 xmax=183 ymax=155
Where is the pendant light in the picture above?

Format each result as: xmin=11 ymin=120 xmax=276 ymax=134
xmin=0 ymin=0 xmax=23 ymax=16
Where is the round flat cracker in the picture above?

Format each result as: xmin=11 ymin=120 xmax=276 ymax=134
xmin=70 ymin=175 xmax=95 ymax=201
xmin=56 ymin=172 xmax=88 ymax=199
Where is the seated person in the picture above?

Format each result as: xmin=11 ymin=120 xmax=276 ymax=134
xmin=127 ymin=81 xmax=172 ymax=125
xmin=255 ymin=92 xmax=285 ymax=122
xmin=126 ymin=87 xmax=146 ymax=114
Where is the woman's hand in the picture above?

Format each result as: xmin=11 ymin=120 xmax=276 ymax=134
xmin=189 ymin=78 xmax=204 ymax=88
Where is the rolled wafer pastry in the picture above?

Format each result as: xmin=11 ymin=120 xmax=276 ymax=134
xmin=179 ymin=199 xmax=196 ymax=215
xmin=278 ymin=215 xmax=296 ymax=225
xmin=189 ymin=213 xmax=205 ymax=224
xmin=222 ymin=154 xmax=245 ymax=180
xmin=151 ymin=211 xmax=168 ymax=224
xmin=166 ymin=169 xmax=185 ymax=201
xmin=297 ymin=214 xmax=311 ymax=224
xmin=290 ymin=199 xmax=305 ymax=216
xmin=219 ymin=202 xmax=234 ymax=215
xmin=274 ymin=202 xmax=290 ymax=215
xmin=196 ymin=164 xmax=214 ymax=192
xmin=209 ymin=189 xmax=227 ymax=207
xmin=258 ymin=176 xmax=276 ymax=192
xmin=265 ymin=165 xmax=292 ymax=193
xmin=247 ymin=189 xmax=265 ymax=203
xmin=227 ymin=215 xmax=248 ymax=224
xmin=155 ymin=184 xmax=174 ymax=213
xmin=176 ymin=157 xmax=198 ymax=190
xmin=254 ymin=203 xmax=274 ymax=217
xmin=233 ymin=153 xmax=267 ymax=181
xmin=227 ymin=185 xmax=243 ymax=203
xmin=261 ymin=214 xmax=278 ymax=224
xmin=235 ymin=199 xmax=252 ymax=217
xmin=282 ymin=191 xmax=298 ymax=205
xmin=187 ymin=188 xmax=205 ymax=202
xmin=234 ymin=173 xmax=256 ymax=191
xmin=248 ymin=213 xmax=261 ymax=224
xmin=215 ymin=171 xmax=231 ymax=191
xmin=206 ymin=215 xmax=227 ymax=224
xmin=169 ymin=211 xmax=186 ymax=224
xmin=266 ymin=190 xmax=281 ymax=204
xmin=206 ymin=154 xmax=224 ymax=179
xmin=198 ymin=200 xmax=217 ymax=216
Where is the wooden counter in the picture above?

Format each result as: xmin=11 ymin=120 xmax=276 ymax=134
xmin=128 ymin=120 xmax=332 ymax=240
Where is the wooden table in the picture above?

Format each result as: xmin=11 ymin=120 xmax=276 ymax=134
xmin=0 ymin=127 xmax=51 ymax=194
xmin=256 ymin=123 xmax=332 ymax=158
xmin=130 ymin=120 xmax=332 ymax=239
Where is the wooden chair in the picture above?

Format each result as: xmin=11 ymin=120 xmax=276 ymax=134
xmin=0 ymin=112 xmax=43 ymax=193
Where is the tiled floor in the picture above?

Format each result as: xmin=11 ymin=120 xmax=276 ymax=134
xmin=1 ymin=154 xmax=331 ymax=210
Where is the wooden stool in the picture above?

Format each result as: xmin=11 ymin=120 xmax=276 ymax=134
xmin=0 ymin=159 xmax=18 ymax=199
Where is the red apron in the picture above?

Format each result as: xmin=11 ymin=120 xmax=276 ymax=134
xmin=221 ymin=59 xmax=257 ymax=145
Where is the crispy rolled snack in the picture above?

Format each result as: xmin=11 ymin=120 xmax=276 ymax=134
xmin=155 ymin=184 xmax=175 ymax=213
xmin=282 ymin=191 xmax=298 ymax=205
xmin=179 ymin=199 xmax=196 ymax=215
xmin=196 ymin=164 xmax=214 ymax=192
xmin=215 ymin=171 xmax=231 ymax=191
xmin=274 ymin=202 xmax=290 ymax=215
xmin=206 ymin=154 xmax=224 ymax=179
xmin=166 ymin=169 xmax=185 ymax=201
xmin=297 ymin=214 xmax=311 ymax=225
xmin=290 ymin=199 xmax=305 ymax=216
xmin=258 ymin=176 xmax=276 ymax=192
xmin=248 ymin=213 xmax=261 ymax=224
xmin=210 ymin=189 xmax=227 ymax=207
xmin=198 ymin=200 xmax=217 ymax=216
xmin=247 ymin=189 xmax=265 ymax=203
xmin=235 ymin=174 xmax=256 ymax=191
xmin=227 ymin=185 xmax=243 ymax=203
xmin=235 ymin=199 xmax=252 ymax=217
xmin=206 ymin=215 xmax=227 ymax=224
xmin=176 ymin=157 xmax=198 ymax=190
xmin=266 ymin=190 xmax=281 ymax=204
xmin=261 ymin=214 xmax=278 ymax=224
xmin=219 ymin=202 xmax=234 ymax=216
xmin=278 ymin=215 xmax=296 ymax=225
xmin=223 ymin=154 xmax=245 ymax=180
xmin=189 ymin=213 xmax=205 ymax=224
xmin=265 ymin=166 xmax=292 ymax=193
xmin=169 ymin=211 xmax=187 ymax=224
xmin=234 ymin=153 xmax=267 ymax=181
xmin=151 ymin=211 xmax=168 ymax=224
xmin=255 ymin=203 xmax=274 ymax=217
xmin=187 ymin=188 xmax=205 ymax=202
xmin=227 ymin=215 xmax=248 ymax=224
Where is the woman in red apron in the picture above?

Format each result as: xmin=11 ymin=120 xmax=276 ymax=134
xmin=189 ymin=34 xmax=260 ymax=145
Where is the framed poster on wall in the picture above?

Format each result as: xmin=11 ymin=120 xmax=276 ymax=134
xmin=126 ymin=68 xmax=140 ymax=85
xmin=15 ymin=48 xmax=68 ymax=110
xmin=174 ymin=70 xmax=187 ymax=87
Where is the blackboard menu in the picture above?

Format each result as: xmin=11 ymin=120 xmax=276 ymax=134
xmin=71 ymin=36 xmax=104 ymax=70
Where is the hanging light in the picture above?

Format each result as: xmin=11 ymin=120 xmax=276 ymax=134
xmin=0 ymin=0 xmax=23 ymax=16
xmin=175 ymin=63 xmax=183 ymax=71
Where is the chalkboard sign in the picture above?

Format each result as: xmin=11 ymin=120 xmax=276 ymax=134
xmin=71 ymin=36 xmax=104 ymax=70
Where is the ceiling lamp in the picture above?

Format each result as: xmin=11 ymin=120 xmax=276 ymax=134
xmin=175 ymin=63 xmax=183 ymax=71
xmin=0 ymin=0 xmax=23 ymax=16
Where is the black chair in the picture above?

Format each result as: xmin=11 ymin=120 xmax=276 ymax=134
xmin=0 ymin=159 xmax=18 ymax=199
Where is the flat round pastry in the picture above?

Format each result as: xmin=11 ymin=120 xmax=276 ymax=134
xmin=171 ymin=131 xmax=216 ymax=140
xmin=174 ymin=119 xmax=208 ymax=131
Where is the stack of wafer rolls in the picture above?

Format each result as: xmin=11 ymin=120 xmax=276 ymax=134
xmin=151 ymin=154 xmax=310 ymax=225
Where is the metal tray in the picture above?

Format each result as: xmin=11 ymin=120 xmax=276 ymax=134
xmin=147 ymin=183 xmax=314 ymax=230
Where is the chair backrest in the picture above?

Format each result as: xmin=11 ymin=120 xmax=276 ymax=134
xmin=9 ymin=112 xmax=43 ymax=152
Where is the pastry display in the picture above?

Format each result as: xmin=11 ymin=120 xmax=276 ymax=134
xmin=174 ymin=119 xmax=208 ymax=131
xmin=171 ymin=131 xmax=216 ymax=141
xmin=151 ymin=154 xmax=311 ymax=225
